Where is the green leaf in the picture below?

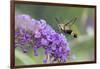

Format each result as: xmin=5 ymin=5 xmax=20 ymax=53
xmin=15 ymin=49 xmax=36 ymax=65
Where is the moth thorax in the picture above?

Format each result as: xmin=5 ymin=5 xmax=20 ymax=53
xmin=58 ymin=24 xmax=70 ymax=30
xmin=64 ymin=26 xmax=70 ymax=30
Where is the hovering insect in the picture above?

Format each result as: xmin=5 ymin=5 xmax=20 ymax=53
xmin=55 ymin=17 xmax=78 ymax=38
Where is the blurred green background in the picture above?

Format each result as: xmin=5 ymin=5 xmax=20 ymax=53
xmin=15 ymin=3 xmax=95 ymax=65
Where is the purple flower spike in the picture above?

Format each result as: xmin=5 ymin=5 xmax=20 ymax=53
xmin=15 ymin=14 xmax=70 ymax=63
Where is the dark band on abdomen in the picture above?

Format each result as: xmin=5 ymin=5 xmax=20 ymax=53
xmin=63 ymin=30 xmax=72 ymax=34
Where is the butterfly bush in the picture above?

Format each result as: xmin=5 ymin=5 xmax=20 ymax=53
xmin=15 ymin=14 xmax=70 ymax=63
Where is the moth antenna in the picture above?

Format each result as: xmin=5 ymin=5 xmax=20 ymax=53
xmin=65 ymin=16 xmax=78 ymax=26
xmin=70 ymin=16 xmax=78 ymax=26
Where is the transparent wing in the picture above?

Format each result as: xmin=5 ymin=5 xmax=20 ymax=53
xmin=64 ymin=16 xmax=78 ymax=26
xmin=55 ymin=17 xmax=63 ymax=33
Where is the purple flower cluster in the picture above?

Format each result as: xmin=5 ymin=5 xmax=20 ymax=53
xmin=15 ymin=14 xmax=70 ymax=63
